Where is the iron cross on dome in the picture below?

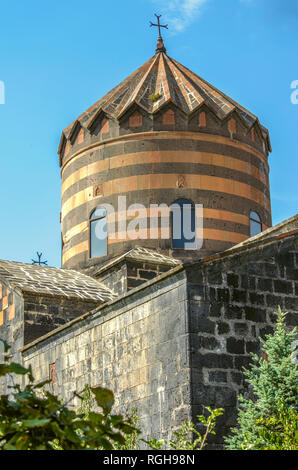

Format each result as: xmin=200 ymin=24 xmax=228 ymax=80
xmin=150 ymin=14 xmax=168 ymax=38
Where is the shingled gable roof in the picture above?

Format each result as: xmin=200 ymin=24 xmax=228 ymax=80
xmin=0 ymin=260 xmax=116 ymax=303
xmin=80 ymin=246 xmax=182 ymax=279
xmin=60 ymin=41 xmax=271 ymax=151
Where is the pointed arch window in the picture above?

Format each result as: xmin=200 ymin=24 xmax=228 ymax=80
xmin=250 ymin=211 xmax=262 ymax=237
xmin=171 ymin=199 xmax=196 ymax=249
xmin=90 ymin=208 xmax=107 ymax=258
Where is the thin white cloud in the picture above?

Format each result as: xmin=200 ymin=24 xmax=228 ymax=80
xmin=150 ymin=0 xmax=209 ymax=33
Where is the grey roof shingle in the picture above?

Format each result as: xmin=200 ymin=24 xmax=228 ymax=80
xmin=0 ymin=260 xmax=116 ymax=303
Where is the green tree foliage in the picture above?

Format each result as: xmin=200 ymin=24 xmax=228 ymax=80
xmin=77 ymin=383 xmax=223 ymax=450
xmin=78 ymin=386 xmax=140 ymax=450
xmin=145 ymin=407 xmax=224 ymax=450
xmin=225 ymin=307 xmax=298 ymax=450
xmin=0 ymin=341 xmax=136 ymax=450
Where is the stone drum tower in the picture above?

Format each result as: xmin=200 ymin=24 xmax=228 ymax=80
xmin=59 ymin=34 xmax=272 ymax=271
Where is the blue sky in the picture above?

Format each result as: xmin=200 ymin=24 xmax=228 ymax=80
xmin=0 ymin=0 xmax=297 ymax=267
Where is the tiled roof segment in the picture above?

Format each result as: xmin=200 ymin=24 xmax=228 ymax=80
xmin=125 ymin=247 xmax=181 ymax=266
xmin=63 ymin=46 xmax=269 ymax=137
xmin=0 ymin=260 xmax=116 ymax=302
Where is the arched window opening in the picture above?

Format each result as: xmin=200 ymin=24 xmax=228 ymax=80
xmin=171 ymin=199 xmax=196 ymax=249
xmin=250 ymin=211 xmax=262 ymax=237
xmin=90 ymin=207 xmax=107 ymax=258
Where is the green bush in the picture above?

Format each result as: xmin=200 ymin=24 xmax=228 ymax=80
xmin=0 ymin=340 xmax=136 ymax=450
xmin=145 ymin=407 xmax=224 ymax=450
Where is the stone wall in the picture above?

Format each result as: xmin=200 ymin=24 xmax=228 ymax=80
xmin=0 ymin=280 xmax=24 ymax=394
xmin=18 ymin=231 xmax=298 ymax=448
xmin=186 ymin=232 xmax=297 ymax=448
xmin=23 ymin=294 xmax=99 ymax=345
xmin=127 ymin=260 xmax=175 ymax=290
xmin=22 ymin=269 xmax=191 ymax=444
xmin=96 ymin=258 xmax=178 ymax=295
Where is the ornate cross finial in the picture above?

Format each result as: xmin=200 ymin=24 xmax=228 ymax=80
xmin=32 ymin=252 xmax=48 ymax=266
xmin=150 ymin=14 xmax=168 ymax=54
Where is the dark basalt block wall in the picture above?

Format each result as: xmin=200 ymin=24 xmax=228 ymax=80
xmin=186 ymin=233 xmax=297 ymax=448
xmin=60 ymin=112 xmax=271 ymax=270
xmin=23 ymin=295 xmax=99 ymax=345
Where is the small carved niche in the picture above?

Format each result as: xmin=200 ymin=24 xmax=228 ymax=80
xmin=101 ymin=118 xmax=109 ymax=134
xmin=76 ymin=127 xmax=85 ymax=145
xmin=93 ymin=184 xmax=103 ymax=198
xmin=129 ymin=111 xmax=143 ymax=128
xmin=229 ymin=118 xmax=237 ymax=135
xmin=162 ymin=109 xmax=175 ymax=125
xmin=199 ymin=111 xmax=207 ymax=128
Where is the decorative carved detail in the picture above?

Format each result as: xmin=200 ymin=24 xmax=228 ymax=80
xmin=93 ymin=184 xmax=103 ymax=198
xmin=176 ymin=175 xmax=186 ymax=188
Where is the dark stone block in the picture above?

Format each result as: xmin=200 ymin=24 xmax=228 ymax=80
xmin=217 ymin=321 xmax=230 ymax=335
xmin=217 ymin=288 xmax=230 ymax=303
xmin=208 ymin=371 xmax=227 ymax=383
xmin=191 ymin=353 xmax=234 ymax=369
xmin=232 ymin=289 xmax=247 ymax=303
xmin=244 ymin=306 xmax=266 ymax=323
xmin=285 ymin=267 xmax=298 ymax=281
xmin=234 ymin=356 xmax=252 ymax=371
xmin=209 ymin=287 xmax=217 ymax=302
xmin=247 ymin=263 xmax=263 ymax=276
xmin=158 ymin=265 xmax=172 ymax=273
xmin=224 ymin=306 xmax=243 ymax=320
xmin=234 ymin=323 xmax=248 ymax=336
xmin=231 ymin=371 xmax=243 ymax=386
xmin=226 ymin=338 xmax=245 ymax=355
xmin=201 ymin=318 xmax=217 ymax=334
xmin=209 ymin=302 xmax=221 ymax=318
xmin=284 ymin=312 xmax=298 ymax=328
xmin=259 ymin=326 xmax=274 ymax=338
xmin=24 ymin=303 xmax=37 ymax=312
xmin=284 ymin=296 xmax=298 ymax=311
xmin=207 ymin=270 xmax=223 ymax=285
xmin=192 ymin=383 xmax=236 ymax=407
xmin=249 ymin=292 xmax=265 ymax=305
xmin=127 ymin=278 xmax=145 ymax=289
xmin=277 ymin=252 xmax=295 ymax=268
xmin=257 ymin=278 xmax=273 ymax=292
xmin=214 ymin=387 xmax=237 ymax=407
xmin=49 ymin=306 xmax=59 ymax=315
xmin=274 ymin=280 xmax=293 ymax=295
xmin=199 ymin=336 xmax=220 ymax=351
xmin=263 ymin=263 xmax=279 ymax=278
xmin=266 ymin=294 xmax=284 ymax=309
xmin=138 ymin=270 xmax=157 ymax=280
xmin=246 ymin=341 xmax=259 ymax=354
xmin=241 ymin=275 xmax=256 ymax=290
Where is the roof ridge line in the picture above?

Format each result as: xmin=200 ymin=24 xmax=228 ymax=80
xmin=117 ymin=54 xmax=161 ymax=117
